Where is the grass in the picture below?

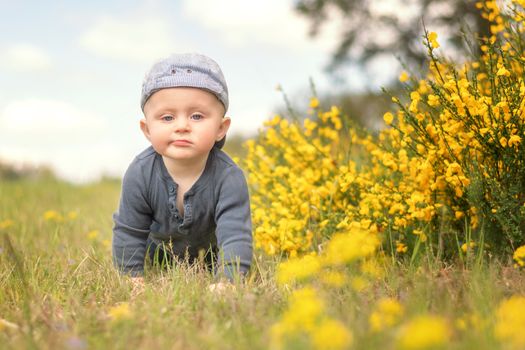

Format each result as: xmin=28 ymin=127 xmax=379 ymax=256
xmin=1 ymin=178 xmax=525 ymax=349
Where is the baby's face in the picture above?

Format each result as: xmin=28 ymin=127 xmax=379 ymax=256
xmin=140 ymin=87 xmax=230 ymax=163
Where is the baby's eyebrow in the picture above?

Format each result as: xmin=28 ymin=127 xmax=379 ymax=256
xmin=186 ymin=103 xmax=210 ymax=110
xmin=152 ymin=103 xmax=213 ymax=116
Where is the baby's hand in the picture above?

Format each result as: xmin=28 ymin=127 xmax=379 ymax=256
xmin=208 ymin=281 xmax=235 ymax=294
xmin=130 ymin=276 xmax=145 ymax=297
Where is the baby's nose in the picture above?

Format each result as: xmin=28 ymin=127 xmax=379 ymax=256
xmin=174 ymin=118 xmax=190 ymax=132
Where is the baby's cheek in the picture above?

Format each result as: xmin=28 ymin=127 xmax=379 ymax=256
xmin=149 ymin=138 xmax=167 ymax=153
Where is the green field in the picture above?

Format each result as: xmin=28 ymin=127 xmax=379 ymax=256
xmin=1 ymin=178 xmax=525 ymax=349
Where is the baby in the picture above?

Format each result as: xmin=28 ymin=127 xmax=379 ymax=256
xmin=112 ymin=53 xmax=253 ymax=290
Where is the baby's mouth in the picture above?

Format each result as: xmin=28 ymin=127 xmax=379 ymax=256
xmin=171 ymin=139 xmax=192 ymax=146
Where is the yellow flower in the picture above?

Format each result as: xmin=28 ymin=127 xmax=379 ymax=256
xmin=427 ymin=94 xmax=440 ymax=107
xmin=277 ymin=254 xmax=321 ymax=285
xmin=513 ymin=245 xmax=525 ymax=267
xmin=87 ymin=230 xmax=100 ymax=240
xmin=508 ymin=135 xmax=522 ymax=147
xmin=397 ymin=315 xmax=451 ymax=349
xmin=304 ymin=118 xmax=318 ymax=135
xmin=479 ymin=127 xmax=489 ymax=135
xmin=102 ymin=239 xmax=111 ymax=249
xmin=320 ymin=271 xmax=346 ymax=287
xmin=309 ymin=97 xmax=320 ymax=109
xmin=497 ymin=66 xmax=511 ymax=77
xmin=369 ymin=297 xmax=404 ymax=332
xmin=383 ymin=112 xmax=394 ymax=125
xmin=351 ymin=276 xmax=368 ymax=291
xmin=499 ymin=137 xmax=508 ymax=147
xmin=322 ymin=228 xmax=380 ymax=266
xmin=43 ymin=210 xmax=63 ymax=222
xmin=399 ymin=71 xmax=409 ymax=82
xmin=311 ymin=318 xmax=353 ymax=350
xmin=0 ymin=219 xmax=14 ymax=230
xmin=428 ymin=32 xmax=440 ymax=49
xmin=271 ymin=287 xmax=327 ymax=348
xmin=412 ymin=229 xmax=428 ymax=242
xmin=461 ymin=242 xmax=476 ymax=253
xmin=495 ymin=296 xmax=525 ymax=348
xmin=282 ymin=287 xmax=325 ymax=331
xmin=396 ymin=241 xmax=408 ymax=253
xmin=67 ymin=211 xmax=78 ymax=220
xmin=108 ymin=302 xmax=132 ymax=322
xmin=361 ymin=259 xmax=385 ymax=278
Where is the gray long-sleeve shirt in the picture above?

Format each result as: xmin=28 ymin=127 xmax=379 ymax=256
xmin=112 ymin=146 xmax=253 ymax=280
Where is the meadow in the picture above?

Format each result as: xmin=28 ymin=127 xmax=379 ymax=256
xmin=4 ymin=0 xmax=525 ymax=349
xmin=0 ymin=178 xmax=282 ymax=350
xmin=1 ymin=177 xmax=525 ymax=349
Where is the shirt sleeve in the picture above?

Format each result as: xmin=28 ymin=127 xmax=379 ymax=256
xmin=112 ymin=161 xmax=152 ymax=276
xmin=214 ymin=166 xmax=253 ymax=281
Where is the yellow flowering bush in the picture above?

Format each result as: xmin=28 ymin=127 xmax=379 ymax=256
xmin=244 ymin=106 xmax=353 ymax=257
xmin=244 ymin=0 xmax=525 ymax=259
xmin=380 ymin=0 xmax=525 ymax=253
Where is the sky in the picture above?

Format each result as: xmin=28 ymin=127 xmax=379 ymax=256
xmin=0 ymin=0 xmax=398 ymax=183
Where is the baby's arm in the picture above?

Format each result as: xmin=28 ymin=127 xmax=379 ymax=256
xmin=214 ymin=166 xmax=253 ymax=281
xmin=112 ymin=163 xmax=152 ymax=276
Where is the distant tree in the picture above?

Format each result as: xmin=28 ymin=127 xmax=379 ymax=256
xmin=0 ymin=160 xmax=55 ymax=181
xmin=294 ymin=0 xmax=492 ymax=76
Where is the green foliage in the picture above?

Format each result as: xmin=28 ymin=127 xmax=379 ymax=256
xmin=294 ymin=0 xmax=491 ymax=75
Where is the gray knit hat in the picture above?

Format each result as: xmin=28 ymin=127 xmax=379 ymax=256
xmin=141 ymin=53 xmax=229 ymax=112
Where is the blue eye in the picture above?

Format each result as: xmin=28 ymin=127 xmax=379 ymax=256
xmin=191 ymin=114 xmax=203 ymax=120
xmin=161 ymin=115 xmax=174 ymax=121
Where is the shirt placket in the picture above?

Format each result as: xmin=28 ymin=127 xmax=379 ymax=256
xmin=167 ymin=183 xmax=183 ymax=224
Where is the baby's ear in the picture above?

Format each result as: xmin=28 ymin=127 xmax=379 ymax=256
xmin=140 ymin=118 xmax=151 ymax=141
xmin=217 ymin=116 xmax=231 ymax=141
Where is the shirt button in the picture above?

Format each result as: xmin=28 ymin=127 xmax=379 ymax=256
xmin=168 ymin=203 xmax=175 ymax=210
xmin=169 ymin=185 xmax=175 ymax=194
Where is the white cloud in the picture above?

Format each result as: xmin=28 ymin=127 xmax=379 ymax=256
xmin=181 ymin=0 xmax=339 ymax=53
xmin=0 ymin=44 xmax=52 ymax=71
xmin=0 ymin=99 xmax=105 ymax=136
xmin=0 ymin=99 xmax=111 ymax=182
xmin=79 ymin=15 xmax=193 ymax=62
